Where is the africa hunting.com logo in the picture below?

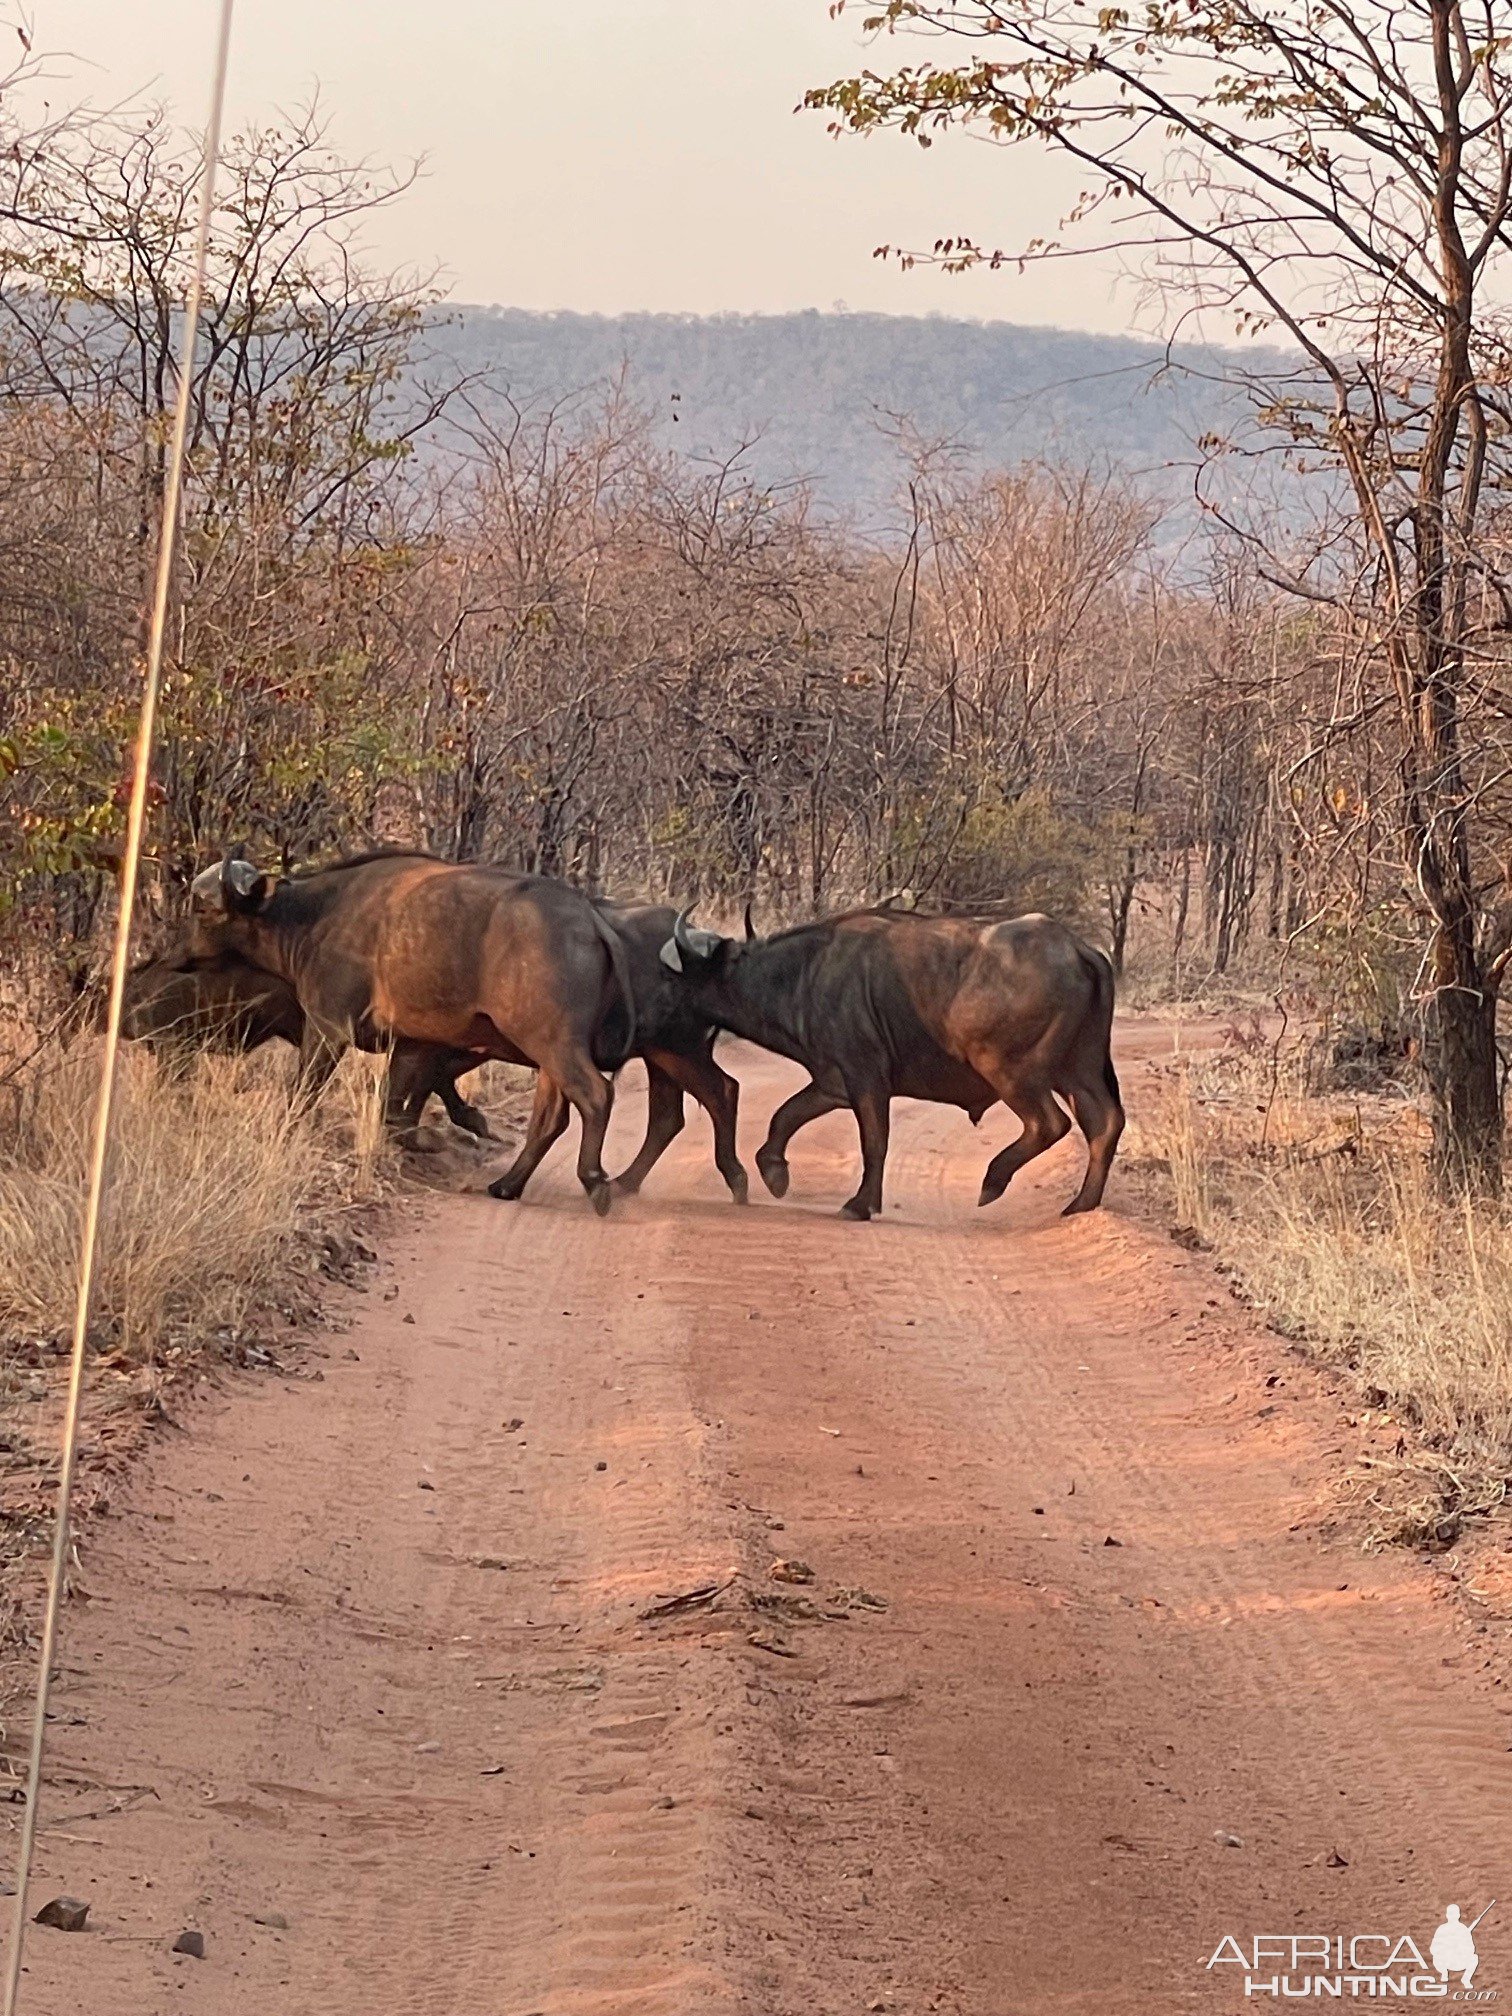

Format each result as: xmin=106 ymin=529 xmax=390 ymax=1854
xmin=1207 ymin=1901 xmax=1497 ymax=2000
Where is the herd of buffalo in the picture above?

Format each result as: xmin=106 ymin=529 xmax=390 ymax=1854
xmin=117 ymin=849 xmax=1126 ymax=1222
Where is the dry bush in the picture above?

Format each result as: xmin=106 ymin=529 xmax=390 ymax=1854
xmin=1136 ymin=1044 xmax=1512 ymax=1542
xmin=0 ymin=1042 xmax=398 ymax=1369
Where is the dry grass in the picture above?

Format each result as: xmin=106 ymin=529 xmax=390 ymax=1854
xmin=0 ymin=1041 xmax=398 ymax=1374
xmin=0 ymin=1031 xmax=528 ymax=1742
xmin=1135 ymin=1039 xmax=1512 ymax=1544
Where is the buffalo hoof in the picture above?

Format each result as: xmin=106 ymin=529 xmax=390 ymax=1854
xmin=487 ymin=1175 xmax=524 ymax=1201
xmin=726 ymin=1168 xmax=750 ymax=1206
xmin=1060 ymin=1195 xmax=1099 ymax=1217
xmin=978 ymin=1177 xmax=1008 ymax=1208
xmin=609 ymin=1174 xmax=643 ymax=1198
xmin=588 ymin=1180 xmax=613 ymax=1217
xmin=839 ymin=1197 xmax=874 ymax=1221
xmin=756 ymin=1149 xmax=790 ymax=1199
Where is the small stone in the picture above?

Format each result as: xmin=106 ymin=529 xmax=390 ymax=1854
xmin=651 ymin=1795 xmax=676 ymax=1810
xmin=769 ymin=1559 xmax=815 ymax=1585
xmin=252 ymin=1910 xmax=289 ymax=1929
xmin=1214 ymin=1830 xmax=1244 ymax=1849
xmin=402 ymin=1312 xmax=417 ymax=1325
xmin=504 ymin=1417 xmax=524 ymax=1432
xmin=595 ymin=1461 xmax=608 ymax=1472
xmin=416 ymin=1740 xmax=441 ymax=1754
xmin=35 ymin=1896 xmax=89 ymax=1932
xmin=172 ymin=1929 xmax=206 ymax=1959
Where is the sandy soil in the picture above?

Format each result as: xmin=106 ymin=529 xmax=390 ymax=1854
xmin=4 ymin=1024 xmax=1510 ymax=2014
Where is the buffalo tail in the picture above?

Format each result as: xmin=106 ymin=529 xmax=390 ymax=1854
xmin=1083 ymin=945 xmax=1122 ymax=1106
xmin=590 ymin=908 xmax=639 ymax=1069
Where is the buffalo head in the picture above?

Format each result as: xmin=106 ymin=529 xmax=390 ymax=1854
xmin=659 ymin=909 xmax=729 ymax=974
xmin=184 ymin=850 xmax=277 ymax=961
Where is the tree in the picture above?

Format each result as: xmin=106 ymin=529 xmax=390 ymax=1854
xmin=0 ymin=100 xmax=464 ymax=904
xmin=811 ymin=0 xmax=1512 ymax=1190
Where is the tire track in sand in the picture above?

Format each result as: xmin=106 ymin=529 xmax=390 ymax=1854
xmin=6 ymin=1026 xmax=1511 ymax=2016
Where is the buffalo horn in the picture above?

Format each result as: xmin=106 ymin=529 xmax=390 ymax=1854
xmin=189 ymin=861 xmax=225 ymax=907
xmin=667 ymin=908 xmax=723 ymax=966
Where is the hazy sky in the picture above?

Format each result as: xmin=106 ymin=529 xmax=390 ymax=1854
xmin=21 ymin=1 xmax=1136 ymax=334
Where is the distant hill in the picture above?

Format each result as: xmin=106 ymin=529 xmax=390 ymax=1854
xmin=426 ymin=306 xmax=1281 ymax=526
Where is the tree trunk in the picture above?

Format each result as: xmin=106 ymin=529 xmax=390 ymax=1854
xmin=1108 ymin=850 xmax=1136 ymax=976
xmin=1421 ymin=959 xmax=1503 ymax=1195
xmin=1172 ymin=846 xmax=1192 ymax=965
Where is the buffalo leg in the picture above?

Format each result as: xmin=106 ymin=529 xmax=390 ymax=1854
xmin=756 ymin=1077 xmax=846 ymax=1197
xmin=610 ymin=1060 xmax=685 ymax=1197
xmin=840 ymin=1079 xmax=890 ymax=1221
xmin=379 ymin=1044 xmax=485 ymax=1150
xmin=411 ymin=1047 xmax=494 ymax=1140
xmin=978 ymin=1087 xmax=1072 ymax=1207
xmin=487 ymin=1052 xmax=615 ymax=1214
xmin=436 ymin=1068 xmax=495 ymax=1141
xmin=532 ymin=1064 xmax=616 ymax=1217
xmin=383 ymin=1042 xmax=435 ymax=1143
xmin=614 ymin=1048 xmax=748 ymax=1202
xmin=560 ymin=1059 xmax=615 ymax=1214
xmin=1058 ymin=1069 xmax=1125 ymax=1215
xmin=386 ymin=1044 xmax=495 ymax=1142
xmin=488 ymin=1076 xmax=569 ymax=1199
xmin=689 ymin=1051 xmax=748 ymax=1203
xmin=493 ymin=1049 xmax=615 ymax=1215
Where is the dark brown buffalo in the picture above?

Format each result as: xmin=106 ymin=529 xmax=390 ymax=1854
xmin=186 ymin=852 xmax=633 ymax=1211
xmin=660 ymin=906 xmax=1124 ymax=1220
xmin=176 ymin=859 xmax=747 ymax=1200
xmin=118 ymin=948 xmax=495 ymax=1141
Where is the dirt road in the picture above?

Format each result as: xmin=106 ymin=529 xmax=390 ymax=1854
xmin=6 ymin=1031 xmax=1511 ymax=2014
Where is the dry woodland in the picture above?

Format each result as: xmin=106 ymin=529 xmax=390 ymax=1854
xmin=2 ymin=47 xmax=1512 ymax=1549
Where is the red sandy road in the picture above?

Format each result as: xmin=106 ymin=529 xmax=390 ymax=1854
xmin=4 ymin=1026 xmax=1510 ymax=2015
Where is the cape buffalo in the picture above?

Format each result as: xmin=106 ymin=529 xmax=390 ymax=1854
xmin=186 ymin=852 xmax=633 ymax=1212
xmin=660 ymin=906 xmax=1124 ymax=1220
xmin=119 ymin=948 xmax=495 ymax=1141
